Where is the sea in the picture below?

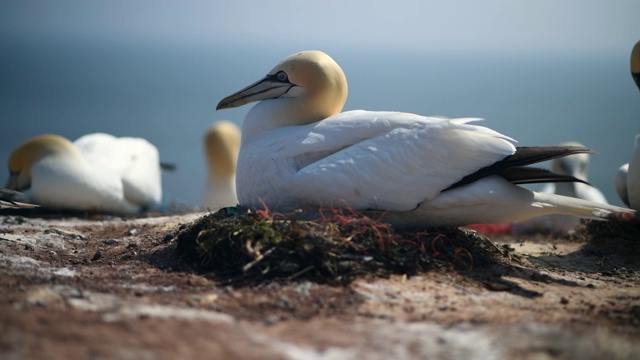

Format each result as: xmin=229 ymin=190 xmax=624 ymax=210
xmin=1 ymin=38 xmax=638 ymax=209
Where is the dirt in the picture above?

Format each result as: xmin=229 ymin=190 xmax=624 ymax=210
xmin=1 ymin=210 xmax=639 ymax=360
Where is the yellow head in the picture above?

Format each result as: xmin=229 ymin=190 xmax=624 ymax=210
xmin=6 ymin=134 xmax=75 ymax=190
xmin=270 ymin=50 xmax=348 ymax=120
xmin=204 ymin=121 xmax=241 ymax=177
xmin=217 ymin=50 xmax=348 ymax=124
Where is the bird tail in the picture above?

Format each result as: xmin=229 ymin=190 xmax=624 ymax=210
xmin=532 ymin=192 xmax=634 ymax=221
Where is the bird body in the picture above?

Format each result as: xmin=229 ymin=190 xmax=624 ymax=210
xmin=615 ymin=164 xmax=630 ymax=207
xmin=627 ymin=134 xmax=640 ymax=212
xmin=238 ymin=111 xmax=515 ymax=213
xmin=542 ymin=142 xmax=608 ymax=204
xmin=617 ymin=136 xmax=640 ymax=213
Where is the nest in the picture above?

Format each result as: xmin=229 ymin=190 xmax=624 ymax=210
xmin=571 ymin=215 xmax=640 ymax=261
xmin=175 ymin=206 xmax=504 ymax=285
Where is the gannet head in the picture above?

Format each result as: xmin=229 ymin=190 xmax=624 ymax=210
xmin=204 ymin=121 xmax=241 ymax=177
xmin=5 ymin=134 xmax=77 ymax=191
xmin=551 ymin=142 xmax=590 ymax=180
xmin=632 ymin=40 xmax=640 ymax=91
xmin=217 ymin=50 xmax=348 ymax=124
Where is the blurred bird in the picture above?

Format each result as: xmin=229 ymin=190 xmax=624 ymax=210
xmin=614 ymin=40 xmax=640 ymax=214
xmin=202 ymin=121 xmax=241 ymax=210
xmin=615 ymin=163 xmax=630 ymax=207
xmin=5 ymin=133 xmax=162 ymax=214
xmin=542 ymin=142 xmax=608 ymax=203
xmin=616 ymin=135 xmax=640 ymax=213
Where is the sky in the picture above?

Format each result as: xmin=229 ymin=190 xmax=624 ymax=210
xmin=1 ymin=0 xmax=638 ymax=54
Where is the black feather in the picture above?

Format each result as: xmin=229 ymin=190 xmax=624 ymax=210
xmin=499 ymin=166 xmax=588 ymax=185
xmin=444 ymin=145 xmax=594 ymax=192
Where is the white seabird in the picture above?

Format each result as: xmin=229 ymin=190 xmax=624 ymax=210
xmin=541 ymin=142 xmax=608 ymax=204
xmin=614 ymin=40 xmax=640 ymax=212
xmin=217 ymin=50 xmax=633 ymax=227
xmin=617 ymin=136 xmax=640 ymax=213
xmin=202 ymin=121 xmax=241 ymax=210
xmin=5 ymin=133 xmax=162 ymax=214
xmin=615 ymin=163 xmax=630 ymax=207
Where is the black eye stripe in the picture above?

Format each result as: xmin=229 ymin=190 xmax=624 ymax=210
xmin=269 ymin=71 xmax=289 ymax=83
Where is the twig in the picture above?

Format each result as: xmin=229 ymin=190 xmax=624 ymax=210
xmin=243 ymin=247 xmax=276 ymax=272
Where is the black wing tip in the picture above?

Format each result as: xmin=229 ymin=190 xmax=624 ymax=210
xmin=515 ymin=145 xmax=597 ymax=155
xmin=500 ymin=166 xmax=590 ymax=186
xmin=444 ymin=145 xmax=597 ymax=192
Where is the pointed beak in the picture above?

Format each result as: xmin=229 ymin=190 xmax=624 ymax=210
xmin=217 ymin=75 xmax=295 ymax=110
xmin=5 ymin=172 xmax=24 ymax=191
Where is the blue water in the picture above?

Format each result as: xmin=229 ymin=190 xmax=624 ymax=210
xmin=1 ymin=38 xmax=638 ymax=208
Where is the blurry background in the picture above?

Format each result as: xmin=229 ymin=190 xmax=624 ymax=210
xmin=1 ymin=0 xmax=639 ymax=208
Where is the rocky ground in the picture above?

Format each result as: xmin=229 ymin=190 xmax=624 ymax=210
xmin=1 ymin=210 xmax=639 ymax=360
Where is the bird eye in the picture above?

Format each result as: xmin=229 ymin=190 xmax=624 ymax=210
xmin=276 ymin=71 xmax=288 ymax=82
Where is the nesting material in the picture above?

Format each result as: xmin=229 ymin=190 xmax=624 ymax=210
xmin=571 ymin=215 xmax=640 ymax=261
xmin=176 ymin=206 xmax=504 ymax=285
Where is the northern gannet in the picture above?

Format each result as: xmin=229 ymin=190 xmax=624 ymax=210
xmin=617 ymin=135 xmax=640 ymax=212
xmin=542 ymin=142 xmax=608 ymax=203
xmin=202 ymin=121 xmax=241 ymax=210
xmin=614 ymin=40 xmax=640 ymax=212
xmin=217 ymin=50 xmax=633 ymax=227
xmin=5 ymin=133 xmax=162 ymax=214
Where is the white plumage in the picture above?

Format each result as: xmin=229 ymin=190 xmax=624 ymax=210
xmin=5 ymin=133 xmax=162 ymax=214
xmin=626 ymin=134 xmax=640 ymax=212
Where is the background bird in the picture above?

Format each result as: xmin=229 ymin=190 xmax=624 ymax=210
xmin=5 ymin=133 xmax=162 ymax=214
xmin=202 ymin=121 xmax=241 ymax=211
xmin=614 ymin=40 xmax=640 ymax=213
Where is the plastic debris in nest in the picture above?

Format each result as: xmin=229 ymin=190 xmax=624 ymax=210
xmin=175 ymin=206 xmax=505 ymax=286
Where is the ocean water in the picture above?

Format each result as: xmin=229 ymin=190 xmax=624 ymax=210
xmin=1 ymin=39 xmax=638 ymax=208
